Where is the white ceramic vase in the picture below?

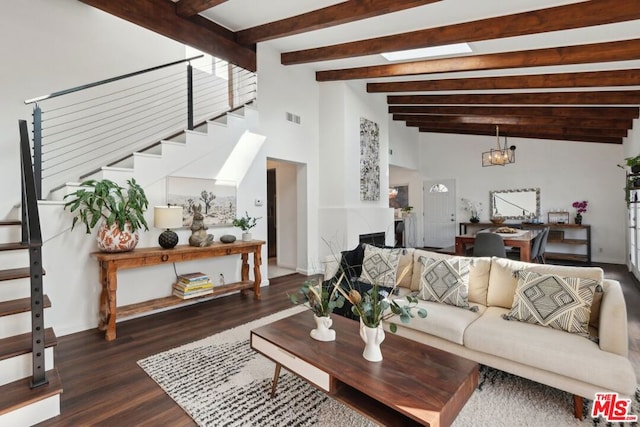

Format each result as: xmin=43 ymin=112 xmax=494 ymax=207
xmin=242 ymin=232 xmax=252 ymax=241
xmin=310 ymin=314 xmax=335 ymax=341
xmin=359 ymin=320 xmax=385 ymax=362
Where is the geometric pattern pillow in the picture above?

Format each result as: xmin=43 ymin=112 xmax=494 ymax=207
xmin=504 ymin=270 xmax=599 ymax=337
xmin=418 ymin=256 xmax=472 ymax=309
xmin=358 ymin=244 xmax=402 ymax=287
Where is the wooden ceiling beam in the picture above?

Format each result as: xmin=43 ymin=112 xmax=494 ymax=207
xmin=417 ymin=127 xmax=623 ymax=144
xmin=394 ymin=114 xmax=633 ymax=130
xmin=316 ymin=39 xmax=640 ymax=81
xmin=236 ymin=0 xmax=442 ymax=45
xmin=79 ymin=0 xmax=256 ymax=71
xmin=368 ymin=69 xmax=640 ymax=92
xmin=387 ymin=91 xmax=640 ymax=105
xmin=388 ymin=106 xmax=640 ymax=119
xmin=283 ymin=0 xmax=640 ymax=65
xmin=407 ymin=122 xmax=628 ymax=137
xmin=175 ymin=0 xmax=229 ymax=17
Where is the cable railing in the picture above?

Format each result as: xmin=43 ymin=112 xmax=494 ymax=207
xmin=24 ymin=55 xmax=257 ymax=198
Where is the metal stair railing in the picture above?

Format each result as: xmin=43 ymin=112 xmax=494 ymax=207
xmin=24 ymin=55 xmax=257 ymax=198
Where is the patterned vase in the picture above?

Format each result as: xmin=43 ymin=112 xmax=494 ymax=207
xmin=96 ymin=221 xmax=139 ymax=252
xmin=310 ymin=315 xmax=335 ymax=342
xmin=360 ymin=319 xmax=385 ymax=362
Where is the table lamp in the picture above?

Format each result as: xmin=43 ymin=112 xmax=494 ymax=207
xmin=154 ymin=206 xmax=183 ymax=249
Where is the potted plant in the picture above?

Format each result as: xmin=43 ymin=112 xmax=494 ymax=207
xmin=461 ymin=198 xmax=482 ymax=223
xmin=626 ymin=155 xmax=640 ymax=173
xmin=289 ymin=275 xmax=346 ymax=341
xmin=232 ymin=211 xmax=261 ymax=241
xmin=63 ymin=178 xmax=149 ymax=252
xmin=571 ymin=200 xmax=588 ymax=225
xmin=401 ymin=206 xmax=413 ymax=217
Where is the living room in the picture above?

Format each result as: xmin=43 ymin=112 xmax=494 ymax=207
xmin=1 ymin=0 xmax=639 ymax=425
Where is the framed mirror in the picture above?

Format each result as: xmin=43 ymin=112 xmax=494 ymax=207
xmin=489 ymin=188 xmax=540 ymax=220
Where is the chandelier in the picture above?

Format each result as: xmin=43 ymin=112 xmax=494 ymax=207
xmin=482 ymin=126 xmax=516 ymax=167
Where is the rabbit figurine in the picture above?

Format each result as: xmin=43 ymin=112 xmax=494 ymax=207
xmin=188 ymin=204 xmax=214 ymax=247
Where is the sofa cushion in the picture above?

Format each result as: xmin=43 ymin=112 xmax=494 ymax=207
xmin=359 ymin=244 xmax=402 ymax=287
xmin=393 ymin=299 xmax=486 ymax=345
xmin=418 ymin=256 xmax=473 ymax=310
xmin=504 ymin=270 xmax=599 ymax=337
xmin=464 ymin=307 xmax=634 ymax=393
xmin=487 ymin=257 xmax=604 ymax=309
xmin=412 ymin=249 xmax=491 ymax=305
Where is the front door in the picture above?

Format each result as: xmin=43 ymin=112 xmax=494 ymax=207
xmin=423 ymin=179 xmax=456 ymax=248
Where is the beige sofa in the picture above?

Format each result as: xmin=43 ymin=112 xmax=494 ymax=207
xmin=324 ymin=248 xmax=636 ymax=417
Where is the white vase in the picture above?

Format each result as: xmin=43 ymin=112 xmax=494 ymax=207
xmin=310 ymin=314 xmax=335 ymax=342
xmin=242 ymin=232 xmax=252 ymax=241
xmin=359 ymin=320 xmax=385 ymax=362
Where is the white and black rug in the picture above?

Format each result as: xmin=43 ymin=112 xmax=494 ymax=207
xmin=138 ymin=307 xmax=639 ymax=427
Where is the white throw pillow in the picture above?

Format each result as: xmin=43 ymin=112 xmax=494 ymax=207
xmin=418 ymin=256 xmax=474 ymax=310
xmin=358 ymin=244 xmax=402 ymax=287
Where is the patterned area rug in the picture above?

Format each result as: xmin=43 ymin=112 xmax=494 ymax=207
xmin=138 ymin=307 xmax=639 ymax=427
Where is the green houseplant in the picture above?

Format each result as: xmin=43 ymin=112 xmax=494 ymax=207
xmin=63 ymin=178 xmax=149 ymax=252
xmin=232 ymin=211 xmax=261 ymax=241
xmin=626 ymin=155 xmax=640 ymax=173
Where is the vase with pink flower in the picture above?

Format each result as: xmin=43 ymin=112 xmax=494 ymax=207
xmin=572 ymin=200 xmax=588 ymax=225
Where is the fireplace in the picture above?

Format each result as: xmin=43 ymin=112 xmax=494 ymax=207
xmin=359 ymin=232 xmax=386 ymax=247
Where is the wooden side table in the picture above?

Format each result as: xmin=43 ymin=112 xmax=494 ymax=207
xmin=91 ymin=240 xmax=264 ymax=341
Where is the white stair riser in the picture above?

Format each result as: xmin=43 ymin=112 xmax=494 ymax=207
xmin=0 ymin=312 xmax=49 ymax=340
xmin=0 ymin=280 xmax=30 ymax=301
xmin=0 ymin=348 xmax=54 ymax=386
xmin=0 ymin=228 xmax=22 ymax=245
xmin=0 ymin=252 xmax=30 ymax=272
xmin=0 ymin=394 xmax=60 ymax=426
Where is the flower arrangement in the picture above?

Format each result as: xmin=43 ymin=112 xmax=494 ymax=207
xmin=572 ymin=200 xmax=588 ymax=224
xmin=336 ymin=266 xmax=427 ymax=332
xmin=289 ymin=275 xmax=346 ymax=317
xmin=461 ymin=198 xmax=483 ymax=222
xmin=232 ymin=211 xmax=261 ymax=231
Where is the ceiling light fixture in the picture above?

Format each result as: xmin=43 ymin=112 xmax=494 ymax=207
xmin=381 ymin=42 xmax=472 ymax=62
xmin=482 ymin=126 xmax=516 ymax=167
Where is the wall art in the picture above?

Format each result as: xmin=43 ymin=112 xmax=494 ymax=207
xmin=360 ymin=117 xmax=380 ymax=201
xmin=166 ymin=176 xmax=237 ymax=227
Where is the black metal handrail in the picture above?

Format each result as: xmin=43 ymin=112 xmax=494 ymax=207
xmin=18 ymin=119 xmax=47 ymax=388
xmin=24 ymin=55 xmax=203 ymax=105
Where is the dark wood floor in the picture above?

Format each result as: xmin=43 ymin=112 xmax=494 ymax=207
xmin=36 ymin=264 xmax=639 ymax=426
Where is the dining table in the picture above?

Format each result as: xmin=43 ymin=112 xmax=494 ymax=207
xmin=455 ymin=228 xmax=540 ymax=261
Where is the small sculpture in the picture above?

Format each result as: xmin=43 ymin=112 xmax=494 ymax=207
xmin=188 ymin=204 xmax=214 ymax=247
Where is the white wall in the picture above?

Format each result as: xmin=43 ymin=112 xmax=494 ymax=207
xmin=389 ymin=119 xmax=420 ymax=170
xmin=420 ymin=132 xmax=626 ymax=263
xmin=390 ymin=166 xmax=424 ymax=247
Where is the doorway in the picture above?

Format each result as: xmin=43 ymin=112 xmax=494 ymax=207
xmin=423 ymin=178 xmax=456 ymax=248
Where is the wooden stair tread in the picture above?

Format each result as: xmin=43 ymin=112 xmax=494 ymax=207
xmin=0 ymin=267 xmax=45 ymax=282
xmin=0 ymin=328 xmax=57 ymax=362
xmin=0 ymin=242 xmax=28 ymax=252
xmin=0 ymin=369 xmax=62 ymax=417
xmin=0 ymin=295 xmax=51 ymax=318
xmin=0 ymin=220 xmax=21 ymax=227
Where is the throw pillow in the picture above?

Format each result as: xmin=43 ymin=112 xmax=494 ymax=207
xmin=503 ymin=270 xmax=599 ymax=337
xmin=337 ymin=244 xmax=365 ymax=283
xmin=358 ymin=244 xmax=402 ymax=287
xmin=418 ymin=256 xmax=473 ymax=310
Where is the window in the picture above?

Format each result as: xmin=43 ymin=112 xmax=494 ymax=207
xmin=429 ymin=184 xmax=449 ymax=193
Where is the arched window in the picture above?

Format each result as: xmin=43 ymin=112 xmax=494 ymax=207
xmin=429 ymin=183 xmax=449 ymax=193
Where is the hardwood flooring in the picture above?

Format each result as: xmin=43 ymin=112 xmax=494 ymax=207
xmin=36 ymin=265 xmax=639 ymax=426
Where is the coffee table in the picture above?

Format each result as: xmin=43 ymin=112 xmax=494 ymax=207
xmin=250 ymin=312 xmax=478 ymax=427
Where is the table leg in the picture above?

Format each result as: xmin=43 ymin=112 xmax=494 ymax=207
xmin=98 ymin=262 xmax=108 ymax=332
xmin=455 ymin=239 xmax=465 ymax=256
xmin=519 ymin=241 xmax=531 ymax=262
xmin=253 ymin=249 xmax=262 ymax=300
xmin=270 ymin=363 xmax=282 ymax=398
xmin=241 ymin=253 xmax=249 ymax=297
xmin=104 ymin=261 xmax=118 ymax=341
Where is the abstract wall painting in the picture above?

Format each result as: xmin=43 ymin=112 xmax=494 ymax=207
xmin=360 ymin=117 xmax=380 ymax=201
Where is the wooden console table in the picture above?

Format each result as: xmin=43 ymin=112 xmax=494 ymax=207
xmin=91 ymin=240 xmax=264 ymax=341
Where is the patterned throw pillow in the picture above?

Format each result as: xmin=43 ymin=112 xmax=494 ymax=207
xmin=358 ymin=244 xmax=402 ymax=287
xmin=503 ymin=270 xmax=599 ymax=336
xmin=418 ymin=256 xmax=472 ymax=309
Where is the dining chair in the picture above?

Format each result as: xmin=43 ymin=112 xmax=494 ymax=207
xmin=536 ymin=227 xmax=550 ymax=263
xmin=473 ymin=232 xmax=507 ymax=258
xmin=527 ymin=229 xmax=546 ymax=263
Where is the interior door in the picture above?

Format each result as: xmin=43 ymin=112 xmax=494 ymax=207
xmin=267 ymin=168 xmax=277 ymax=258
xmin=423 ymin=179 xmax=456 ymax=248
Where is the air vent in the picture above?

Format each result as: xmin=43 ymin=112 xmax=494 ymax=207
xmin=286 ymin=112 xmax=301 ymax=124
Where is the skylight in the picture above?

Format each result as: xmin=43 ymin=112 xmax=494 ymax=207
xmin=381 ymin=43 xmax=472 ymax=61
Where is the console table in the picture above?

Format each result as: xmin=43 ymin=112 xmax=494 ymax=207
xmin=91 ymin=240 xmax=264 ymax=341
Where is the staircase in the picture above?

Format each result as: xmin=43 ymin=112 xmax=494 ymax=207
xmin=0 ymin=123 xmax=62 ymax=426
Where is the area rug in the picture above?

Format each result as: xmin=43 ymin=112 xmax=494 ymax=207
xmin=138 ymin=307 xmax=638 ymax=427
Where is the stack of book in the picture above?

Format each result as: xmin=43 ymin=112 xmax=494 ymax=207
xmin=173 ymin=272 xmax=213 ymax=299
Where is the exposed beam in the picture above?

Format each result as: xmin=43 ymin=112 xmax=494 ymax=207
xmin=388 ymin=106 xmax=640 ymax=119
xmin=394 ymin=114 xmax=633 ymax=130
xmin=368 ymin=69 xmax=640 ymax=92
xmin=408 ymin=122 xmax=628 ymax=138
xmin=316 ymin=39 xmax=640 ymax=81
xmin=387 ymin=91 xmax=640 ymax=105
xmin=176 ymin=0 xmax=229 ymax=17
xmin=79 ymin=0 xmax=256 ymax=71
xmin=236 ymin=0 xmax=441 ymax=45
xmin=417 ymin=127 xmax=623 ymax=144
xmin=283 ymin=0 xmax=640 ymax=65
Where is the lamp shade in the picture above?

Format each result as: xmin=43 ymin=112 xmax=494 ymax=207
xmin=154 ymin=206 xmax=183 ymax=229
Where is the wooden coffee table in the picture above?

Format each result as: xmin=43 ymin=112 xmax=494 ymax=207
xmin=251 ymin=312 xmax=478 ymax=427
